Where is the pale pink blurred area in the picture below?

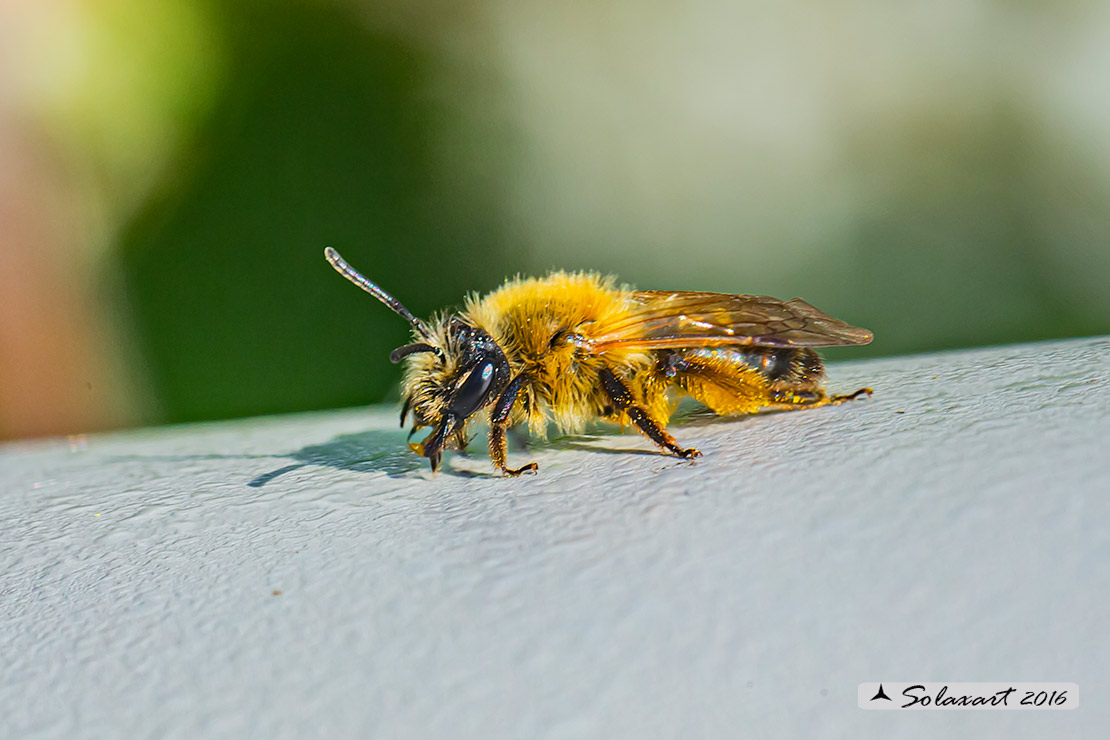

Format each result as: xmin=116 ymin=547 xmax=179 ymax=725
xmin=0 ymin=7 xmax=124 ymax=439
xmin=0 ymin=0 xmax=219 ymax=439
xmin=0 ymin=122 xmax=141 ymax=440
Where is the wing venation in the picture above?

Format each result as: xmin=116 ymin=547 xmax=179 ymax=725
xmin=584 ymin=290 xmax=873 ymax=353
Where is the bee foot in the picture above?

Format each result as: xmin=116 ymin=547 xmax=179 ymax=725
xmin=504 ymin=462 xmax=539 ymax=477
xmin=834 ymin=387 xmax=873 ymax=402
xmin=679 ymin=447 xmax=702 ymax=459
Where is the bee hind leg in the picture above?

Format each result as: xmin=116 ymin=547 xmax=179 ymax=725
xmin=598 ymin=368 xmax=701 ymax=459
xmin=832 ymin=387 xmax=873 ymax=402
xmin=769 ymin=386 xmax=872 ymax=410
xmin=488 ymin=373 xmax=539 ymax=476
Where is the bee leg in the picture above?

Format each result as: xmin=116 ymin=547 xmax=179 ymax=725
xmin=453 ymin=430 xmax=470 ymax=454
xmin=832 ymin=387 xmax=873 ymax=402
xmin=769 ymin=386 xmax=873 ymax=409
xmin=490 ymin=426 xmax=538 ymax=476
xmin=598 ymin=368 xmax=701 ymax=459
xmin=489 ymin=373 xmax=539 ymax=476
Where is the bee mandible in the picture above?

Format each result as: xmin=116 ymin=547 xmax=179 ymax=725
xmin=325 ymin=247 xmax=873 ymax=476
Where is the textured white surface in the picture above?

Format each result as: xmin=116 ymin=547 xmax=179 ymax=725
xmin=2 ymin=337 xmax=1108 ymax=739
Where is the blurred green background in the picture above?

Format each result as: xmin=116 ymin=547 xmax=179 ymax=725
xmin=2 ymin=0 xmax=1109 ymax=440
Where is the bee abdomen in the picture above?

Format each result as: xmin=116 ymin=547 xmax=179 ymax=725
xmin=663 ymin=347 xmax=825 ymax=386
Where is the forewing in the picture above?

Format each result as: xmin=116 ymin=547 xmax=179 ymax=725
xmin=585 ymin=291 xmax=873 ymax=353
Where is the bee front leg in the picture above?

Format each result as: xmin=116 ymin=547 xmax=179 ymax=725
xmin=489 ymin=373 xmax=539 ymax=476
xmin=452 ymin=430 xmax=470 ymax=453
xmin=598 ymin=368 xmax=701 ymax=459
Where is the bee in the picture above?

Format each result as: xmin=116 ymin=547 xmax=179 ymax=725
xmin=325 ymin=247 xmax=873 ymax=476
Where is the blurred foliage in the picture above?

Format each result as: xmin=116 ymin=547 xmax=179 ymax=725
xmin=120 ymin=1 xmax=518 ymax=423
xmin=822 ymin=102 xmax=1110 ymax=362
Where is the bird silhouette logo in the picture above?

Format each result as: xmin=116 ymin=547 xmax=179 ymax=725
xmin=870 ymin=684 xmax=892 ymax=701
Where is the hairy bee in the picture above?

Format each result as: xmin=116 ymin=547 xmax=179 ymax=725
xmin=325 ymin=247 xmax=873 ymax=476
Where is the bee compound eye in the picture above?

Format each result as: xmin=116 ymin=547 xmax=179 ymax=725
xmin=449 ymin=362 xmax=496 ymax=418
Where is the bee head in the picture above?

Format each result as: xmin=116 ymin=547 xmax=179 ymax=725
xmin=324 ymin=247 xmax=510 ymax=472
xmin=398 ymin=318 xmax=511 ymax=471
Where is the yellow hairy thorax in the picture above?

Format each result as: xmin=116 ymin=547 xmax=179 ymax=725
xmin=464 ymin=272 xmax=656 ymax=435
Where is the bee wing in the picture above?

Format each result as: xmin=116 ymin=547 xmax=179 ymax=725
xmin=584 ymin=291 xmax=873 ymax=353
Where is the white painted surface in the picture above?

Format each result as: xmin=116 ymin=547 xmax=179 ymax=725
xmin=2 ymin=337 xmax=1108 ymax=739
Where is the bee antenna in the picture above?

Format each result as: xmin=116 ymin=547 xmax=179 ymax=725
xmin=324 ymin=247 xmax=429 ymax=336
xmin=390 ymin=343 xmax=441 ymax=364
